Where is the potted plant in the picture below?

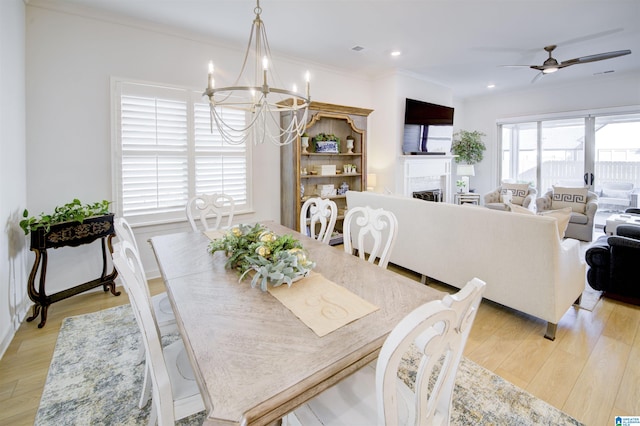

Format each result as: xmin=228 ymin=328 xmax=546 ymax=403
xmin=313 ymin=133 xmax=340 ymax=153
xmin=450 ymin=130 xmax=486 ymax=164
xmin=20 ymin=199 xmax=111 ymax=235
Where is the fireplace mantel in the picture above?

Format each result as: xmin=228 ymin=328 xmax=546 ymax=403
xmin=398 ymin=155 xmax=455 ymax=203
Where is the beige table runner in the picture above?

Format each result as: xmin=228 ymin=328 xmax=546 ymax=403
xmin=268 ymin=272 xmax=379 ymax=337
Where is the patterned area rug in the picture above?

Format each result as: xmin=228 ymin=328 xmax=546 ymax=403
xmin=36 ymin=305 xmax=583 ymax=425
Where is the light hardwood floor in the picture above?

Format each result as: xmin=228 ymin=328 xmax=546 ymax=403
xmin=1 ymin=264 xmax=639 ymax=425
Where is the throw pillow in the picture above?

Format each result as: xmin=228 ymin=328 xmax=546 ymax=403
xmin=538 ymin=207 xmax=572 ymax=239
xmin=501 ymin=183 xmax=530 ymax=205
xmin=509 ymin=204 xmax=535 ymax=215
xmin=551 ymin=185 xmax=588 ymax=214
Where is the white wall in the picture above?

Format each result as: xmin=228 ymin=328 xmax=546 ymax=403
xmin=368 ymin=71 xmax=454 ymax=194
xmin=25 ymin=3 xmax=372 ymax=285
xmin=458 ymin=73 xmax=640 ymax=197
xmin=1 ymin=0 xmax=29 ymax=358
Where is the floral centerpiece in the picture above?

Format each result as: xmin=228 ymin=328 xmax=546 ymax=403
xmin=208 ymin=223 xmax=315 ymax=291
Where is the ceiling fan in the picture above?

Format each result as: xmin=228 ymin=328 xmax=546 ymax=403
xmin=504 ymin=44 xmax=631 ymax=82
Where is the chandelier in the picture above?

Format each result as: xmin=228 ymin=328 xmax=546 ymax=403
xmin=203 ymin=0 xmax=310 ymax=146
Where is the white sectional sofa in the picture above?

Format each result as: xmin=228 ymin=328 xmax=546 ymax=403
xmin=346 ymin=191 xmax=586 ymax=340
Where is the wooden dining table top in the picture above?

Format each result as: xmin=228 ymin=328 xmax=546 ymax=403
xmin=149 ymin=221 xmax=445 ymax=426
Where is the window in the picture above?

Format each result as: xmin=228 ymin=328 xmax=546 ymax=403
xmin=112 ymin=80 xmax=250 ymax=225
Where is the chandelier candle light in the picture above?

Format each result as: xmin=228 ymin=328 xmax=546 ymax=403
xmin=204 ymin=0 xmax=311 ymax=146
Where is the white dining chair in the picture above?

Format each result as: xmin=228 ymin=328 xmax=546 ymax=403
xmin=113 ymin=240 xmax=205 ymax=425
xmin=114 ymin=216 xmax=178 ymax=409
xmin=185 ymin=193 xmax=235 ymax=232
xmin=300 ymin=197 xmax=338 ymax=244
xmin=287 ymin=278 xmax=486 ymax=426
xmin=343 ymin=205 xmax=398 ymax=269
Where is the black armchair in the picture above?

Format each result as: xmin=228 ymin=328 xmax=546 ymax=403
xmin=586 ymin=224 xmax=640 ymax=302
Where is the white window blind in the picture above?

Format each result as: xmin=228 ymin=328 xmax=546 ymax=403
xmin=113 ymin=80 xmax=249 ymax=225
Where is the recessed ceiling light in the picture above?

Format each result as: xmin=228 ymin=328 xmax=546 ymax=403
xmin=487 ymin=84 xmax=496 ymax=89
xmin=351 ymin=46 xmax=365 ymax=52
xmin=390 ymin=50 xmax=401 ymax=57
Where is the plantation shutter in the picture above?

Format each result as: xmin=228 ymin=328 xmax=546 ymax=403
xmin=114 ymin=81 xmax=249 ymax=225
xmin=193 ymin=101 xmax=248 ymax=205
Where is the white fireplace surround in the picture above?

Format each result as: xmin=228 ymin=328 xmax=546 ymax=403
xmin=398 ymin=155 xmax=455 ymax=203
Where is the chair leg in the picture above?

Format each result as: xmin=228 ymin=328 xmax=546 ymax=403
xmin=420 ymin=275 xmax=427 ymax=285
xmin=148 ymin=397 xmax=158 ymax=426
xmin=139 ymin=363 xmax=152 ymax=409
xmin=544 ymin=322 xmax=557 ymax=341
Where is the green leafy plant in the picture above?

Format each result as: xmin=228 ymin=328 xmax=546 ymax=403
xmin=451 ymin=130 xmax=486 ymax=164
xmin=208 ymin=223 xmax=315 ymax=291
xmin=20 ymin=199 xmax=111 ymax=235
xmin=313 ymin=132 xmax=340 ymax=143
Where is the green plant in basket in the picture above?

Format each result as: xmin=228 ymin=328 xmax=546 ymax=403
xmin=208 ymin=223 xmax=315 ymax=291
xmin=19 ymin=199 xmax=111 ymax=235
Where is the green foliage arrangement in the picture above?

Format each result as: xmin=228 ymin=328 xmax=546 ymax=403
xmin=208 ymin=223 xmax=316 ymax=291
xmin=313 ymin=132 xmax=340 ymax=143
xmin=451 ymin=130 xmax=486 ymax=164
xmin=20 ymin=199 xmax=111 ymax=235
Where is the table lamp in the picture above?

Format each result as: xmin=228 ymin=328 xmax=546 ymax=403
xmin=456 ymin=165 xmax=475 ymax=193
xmin=367 ymin=173 xmax=377 ymax=191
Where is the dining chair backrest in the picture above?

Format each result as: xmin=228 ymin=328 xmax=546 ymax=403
xmin=186 ymin=193 xmax=235 ymax=232
xmin=376 ymin=278 xmax=486 ymax=425
xmin=300 ymin=197 xmax=338 ymax=244
xmin=114 ymin=216 xmax=139 ymax=254
xmin=343 ymin=205 xmax=398 ymax=269
xmin=113 ymin=241 xmax=203 ymax=425
xmin=113 ymin=241 xmax=175 ymax=422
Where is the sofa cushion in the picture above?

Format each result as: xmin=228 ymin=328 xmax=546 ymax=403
xmin=485 ymin=203 xmax=510 ymax=211
xmin=551 ymin=186 xmax=588 ymax=214
xmin=501 ymin=183 xmax=530 ymax=205
xmin=569 ymin=212 xmax=588 ymax=225
xmin=538 ymin=207 xmax=572 ymax=239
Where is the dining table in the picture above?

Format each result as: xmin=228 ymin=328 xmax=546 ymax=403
xmin=149 ymin=221 xmax=446 ymax=426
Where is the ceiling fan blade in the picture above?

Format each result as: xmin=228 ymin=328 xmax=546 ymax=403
xmin=531 ymin=72 xmax=544 ymax=83
xmin=561 ymin=49 xmax=631 ymax=66
xmin=499 ymin=64 xmax=534 ymax=68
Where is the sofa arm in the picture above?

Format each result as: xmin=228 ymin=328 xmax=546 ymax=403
xmin=585 ymin=237 xmax=611 ymax=268
xmin=484 ymin=189 xmax=501 ymax=204
xmin=523 ymin=193 xmax=536 ymax=209
xmin=584 ymin=199 xmax=598 ymax=220
xmin=536 ymin=195 xmax=552 ymax=212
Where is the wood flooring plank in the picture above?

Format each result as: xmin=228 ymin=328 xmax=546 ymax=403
xmin=602 ymin=301 xmax=640 ymax=345
xmin=562 ymin=335 xmax=630 ymax=426
xmin=614 ymin=344 xmax=640 ymax=415
xmin=495 ymin=326 xmax=556 ymax=384
xmin=526 ymin=347 xmax=586 ymax=409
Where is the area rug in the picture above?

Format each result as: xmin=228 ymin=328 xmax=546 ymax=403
xmin=35 ymin=305 xmax=584 ymax=425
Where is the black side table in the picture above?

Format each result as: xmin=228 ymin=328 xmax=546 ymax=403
xmin=26 ymin=213 xmax=120 ymax=328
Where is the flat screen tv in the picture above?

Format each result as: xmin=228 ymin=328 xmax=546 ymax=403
xmin=403 ymin=98 xmax=454 ymax=155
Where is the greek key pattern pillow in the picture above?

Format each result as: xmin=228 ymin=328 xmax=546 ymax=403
xmin=501 ymin=183 xmax=530 ymax=205
xmin=551 ymin=186 xmax=588 ymax=214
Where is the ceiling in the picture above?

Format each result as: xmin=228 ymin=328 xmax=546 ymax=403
xmin=49 ymin=0 xmax=640 ymax=99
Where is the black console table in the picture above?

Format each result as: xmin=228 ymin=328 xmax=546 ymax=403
xmin=26 ymin=213 xmax=120 ymax=328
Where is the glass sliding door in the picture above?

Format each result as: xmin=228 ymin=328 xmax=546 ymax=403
xmin=540 ymin=118 xmax=586 ymax=192
xmin=593 ymin=113 xmax=640 ymax=226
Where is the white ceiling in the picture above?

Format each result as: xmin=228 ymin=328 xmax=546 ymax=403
xmin=49 ymin=0 xmax=640 ymax=99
